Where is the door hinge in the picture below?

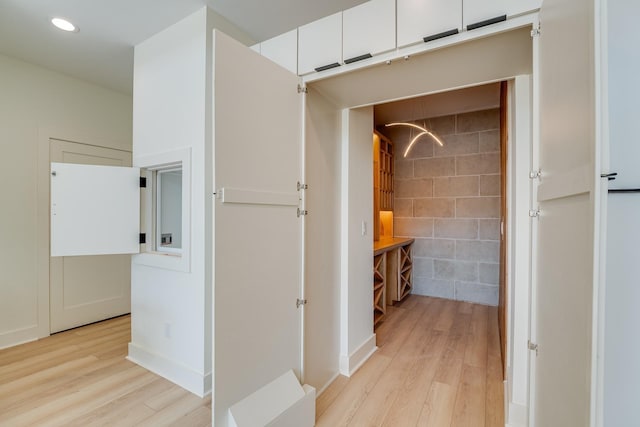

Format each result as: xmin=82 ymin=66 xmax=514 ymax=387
xmin=297 ymin=208 xmax=308 ymax=217
xmin=297 ymin=181 xmax=308 ymax=191
xmin=528 ymin=340 xmax=539 ymax=355
xmin=531 ymin=23 xmax=541 ymax=38
xmin=139 ymin=233 xmax=146 ymax=244
xmin=529 ymin=169 xmax=541 ymax=179
xmin=529 ymin=209 xmax=540 ymax=218
xmin=297 ymin=84 xmax=308 ymax=94
xmin=140 ymin=176 xmax=147 ymax=188
xmin=296 ymin=298 xmax=307 ymax=308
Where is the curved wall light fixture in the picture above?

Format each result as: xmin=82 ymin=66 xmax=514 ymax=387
xmin=385 ymin=122 xmax=444 ymax=157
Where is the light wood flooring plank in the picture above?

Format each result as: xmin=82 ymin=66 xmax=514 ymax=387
xmin=0 ymin=315 xmax=212 ymax=427
xmin=317 ymin=296 xmax=504 ymax=427
xmin=1 ymin=296 xmax=503 ymax=427
xmin=316 ymin=375 xmax=350 ymax=419
xmin=485 ymin=307 xmax=505 ymax=427
xmin=451 ymin=364 xmax=487 ymax=426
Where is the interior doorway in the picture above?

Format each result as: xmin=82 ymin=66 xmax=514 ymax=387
xmin=370 ymin=80 xmax=509 ymax=367
xmin=301 ymin=27 xmax=534 ymax=426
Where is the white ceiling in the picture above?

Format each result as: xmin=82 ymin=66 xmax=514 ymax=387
xmin=0 ymin=0 xmax=366 ymax=95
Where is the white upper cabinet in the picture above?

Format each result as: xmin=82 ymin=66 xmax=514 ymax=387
xmin=508 ymin=0 xmax=542 ymax=16
xmin=464 ymin=0 xmax=541 ymax=30
xmin=298 ymin=12 xmax=342 ymax=75
xmin=397 ymin=0 xmax=462 ymax=48
xmin=463 ymin=0 xmax=507 ymax=30
xmin=260 ymin=29 xmax=298 ymax=74
xmin=343 ymin=0 xmax=395 ymax=64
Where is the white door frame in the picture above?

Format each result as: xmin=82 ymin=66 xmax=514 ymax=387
xmin=326 ymin=78 xmax=535 ymax=425
xmin=36 ymin=128 xmax=132 ymax=339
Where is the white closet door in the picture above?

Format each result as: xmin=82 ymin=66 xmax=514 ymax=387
xmin=532 ymin=0 xmax=599 ymax=424
xmin=212 ymin=31 xmax=303 ymax=427
xmin=49 ymin=139 xmax=136 ymax=333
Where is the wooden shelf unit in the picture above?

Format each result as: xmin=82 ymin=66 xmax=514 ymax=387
xmin=379 ymin=133 xmax=394 ymax=211
xmin=373 ymin=131 xmax=394 ymax=241
xmin=373 ymin=253 xmax=386 ymax=326
xmin=373 ymin=237 xmax=414 ymax=326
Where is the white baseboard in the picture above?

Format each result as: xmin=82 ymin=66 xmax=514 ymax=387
xmin=127 ymin=343 xmax=211 ymax=397
xmin=506 ymin=402 xmax=528 ymax=427
xmin=339 ymin=334 xmax=377 ymax=377
xmin=316 ymin=371 xmax=341 ymax=398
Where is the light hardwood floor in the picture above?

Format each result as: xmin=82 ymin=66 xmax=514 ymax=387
xmin=316 ymin=295 xmax=504 ymax=427
xmin=0 ymin=315 xmax=211 ymax=427
xmin=0 ymin=295 xmax=502 ymax=427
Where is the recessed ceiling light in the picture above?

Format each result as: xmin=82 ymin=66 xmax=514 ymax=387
xmin=51 ymin=17 xmax=78 ymax=33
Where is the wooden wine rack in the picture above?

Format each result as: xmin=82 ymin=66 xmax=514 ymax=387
xmin=373 ymin=253 xmax=386 ymax=326
xmin=373 ymin=237 xmax=414 ymax=327
xmin=379 ymin=134 xmax=394 ymax=211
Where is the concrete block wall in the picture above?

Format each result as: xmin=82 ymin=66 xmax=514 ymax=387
xmin=382 ymin=108 xmax=501 ymax=306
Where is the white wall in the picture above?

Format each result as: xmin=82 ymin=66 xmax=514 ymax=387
xmin=304 ymin=87 xmax=343 ymax=391
xmin=339 ymin=107 xmax=376 ymax=375
xmin=0 ymin=53 xmax=132 ymax=350
xmin=129 ymin=7 xmax=253 ymax=396
xmin=603 ymin=0 xmax=640 ymax=424
xmin=130 ymin=8 xmax=210 ymax=395
xmin=506 ymin=76 xmax=532 ymax=426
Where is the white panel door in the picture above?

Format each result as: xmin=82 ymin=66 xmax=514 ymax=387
xmin=298 ymin=12 xmax=342 ymax=75
xmin=532 ymin=0 xmax=599 ymax=424
xmin=343 ymin=0 xmax=395 ymax=62
xmin=261 ymin=29 xmax=298 ymax=74
xmin=211 ymin=31 xmax=303 ymax=426
xmin=397 ymin=0 xmax=462 ymax=48
xmin=50 ymin=139 xmax=136 ymax=333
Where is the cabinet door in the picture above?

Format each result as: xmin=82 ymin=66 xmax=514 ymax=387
xmin=343 ymin=0 xmax=395 ymax=63
xmin=397 ymin=0 xmax=462 ymax=48
xmin=212 ymin=31 xmax=304 ymax=426
xmin=298 ymin=12 xmax=342 ymax=75
xmin=50 ymin=162 xmax=140 ymax=256
xmin=532 ymin=0 xmax=599 ymax=423
xmin=508 ymin=0 xmax=541 ymax=16
xmin=260 ymin=29 xmax=298 ymax=74
xmin=463 ymin=0 xmax=508 ymax=30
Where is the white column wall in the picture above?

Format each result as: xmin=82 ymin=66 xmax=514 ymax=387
xmin=130 ymin=8 xmax=210 ymax=396
xmin=339 ymin=107 xmax=376 ymax=375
